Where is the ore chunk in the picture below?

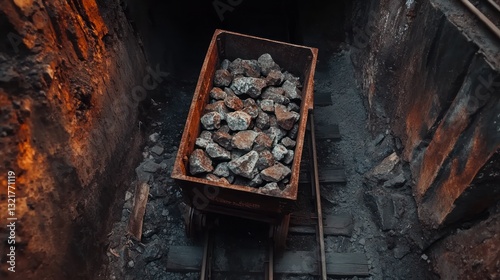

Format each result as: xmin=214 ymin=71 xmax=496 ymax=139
xmin=228 ymin=58 xmax=245 ymax=75
xmin=189 ymin=149 xmax=213 ymax=174
xmin=195 ymin=137 xmax=212 ymax=148
xmin=282 ymin=80 xmax=302 ymax=100
xmin=214 ymin=162 xmax=231 ymax=178
xmin=243 ymin=98 xmax=259 ymax=119
xmin=232 ymin=130 xmax=258 ymax=151
xmin=259 ymin=99 xmax=275 ymax=112
xmin=226 ymin=111 xmax=252 ymax=131
xmin=281 ymin=137 xmax=296 ymax=148
xmin=205 ymin=174 xmax=229 ymax=184
xmin=228 ymin=150 xmax=259 ymax=179
xmin=265 ymin=69 xmax=284 ymax=86
xmin=206 ymin=143 xmax=231 ymax=160
xmin=275 ymin=104 xmax=300 ymax=130
xmin=256 ymin=150 xmax=275 ymax=171
xmin=283 ymin=150 xmax=294 ymax=165
xmin=261 ymin=88 xmax=290 ymax=105
xmin=249 ymin=174 xmax=263 ymax=187
xmin=257 ymin=53 xmax=280 ymax=76
xmin=212 ymin=130 xmax=232 ymax=150
xmin=230 ymin=77 xmax=267 ymax=98
xmin=205 ymin=101 xmax=228 ymax=120
xmin=253 ymin=132 xmax=273 ymax=151
xmin=241 ymin=59 xmax=261 ymax=78
xmin=283 ymin=71 xmax=301 ymax=87
xmin=261 ymin=163 xmax=291 ymax=182
xmin=224 ymin=93 xmax=244 ymax=111
xmin=214 ymin=69 xmax=233 ymax=87
xmin=266 ymin=126 xmax=287 ymax=146
xmin=201 ymin=111 xmax=222 ymax=130
xmin=261 ymin=182 xmax=279 ymax=192
xmin=288 ymin=124 xmax=299 ymax=139
xmin=287 ymin=102 xmax=300 ymax=113
xmin=272 ymin=144 xmax=288 ymax=161
xmin=256 ymin=110 xmax=270 ymax=130
xmin=210 ymin=87 xmax=227 ymax=100
xmin=221 ymin=59 xmax=231 ymax=70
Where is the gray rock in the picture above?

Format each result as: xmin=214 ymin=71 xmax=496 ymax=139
xmin=260 ymin=99 xmax=275 ymax=112
xmin=200 ymin=130 xmax=212 ymax=140
xmin=149 ymin=132 xmax=160 ymax=142
xmin=214 ymin=162 xmax=231 ymax=178
xmin=230 ymin=76 xmax=267 ymax=98
xmin=221 ymin=59 xmax=231 ymax=70
xmin=260 ymin=182 xmax=280 ymax=195
xmin=205 ymin=101 xmax=229 ymax=120
xmin=206 ymin=143 xmax=231 ymax=160
xmin=151 ymin=145 xmax=164 ymax=156
xmin=272 ymin=144 xmax=288 ymax=161
xmin=135 ymin=163 xmax=152 ymax=183
xmin=142 ymin=159 xmax=160 ymax=173
xmin=283 ymin=71 xmax=301 ymax=87
xmin=283 ymin=150 xmax=294 ymax=165
xmin=249 ymin=174 xmax=263 ymax=187
xmin=228 ymin=58 xmax=245 ymax=75
xmin=232 ymin=130 xmax=258 ymax=151
xmin=228 ymin=150 xmax=259 ymax=179
xmin=143 ymin=238 xmax=162 ymax=262
xmin=287 ymin=102 xmax=300 ymax=113
xmin=363 ymin=188 xmax=398 ymax=231
xmin=213 ymin=69 xmax=233 ymax=87
xmin=265 ymin=69 xmax=284 ymax=86
xmin=212 ymin=130 xmax=232 ymax=150
xmin=242 ymin=98 xmax=259 ymax=119
xmin=281 ymin=137 xmax=296 ymax=148
xmin=189 ymin=149 xmax=214 ymax=174
xmin=266 ymin=126 xmax=287 ymax=146
xmin=241 ymin=59 xmax=261 ymax=78
xmin=257 ymin=53 xmax=280 ymax=76
xmin=282 ymin=80 xmax=302 ymax=100
xmin=382 ymin=173 xmax=407 ymax=188
xmin=201 ymin=111 xmax=222 ymax=130
xmin=256 ymin=150 xmax=275 ymax=171
xmin=210 ymin=87 xmax=227 ymax=100
xmin=253 ymin=132 xmax=273 ymax=151
xmin=195 ymin=137 xmax=212 ymax=149
xmin=261 ymin=163 xmax=291 ymax=182
xmin=226 ymin=111 xmax=252 ymax=131
xmin=256 ymin=110 xmax=270 ymax=130
xmin=393 ymin=244 xmax=411 ymax=259
xmin=288 ymin=124 xmax=299 ymax=139
xmin=275 ymin=104 xmax=300 ymax=130
xmin=261 ymin=87 xmax=290 ymax=105
xmin=365 ymin=152 xmax=400 ymax=183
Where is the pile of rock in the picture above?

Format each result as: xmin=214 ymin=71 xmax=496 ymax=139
xmin=189 ymin=53 xmax=303 ymax=191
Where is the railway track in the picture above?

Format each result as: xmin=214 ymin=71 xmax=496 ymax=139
xmin=166 ymin=109 xmax=369 ymax=279
xmin=461 ymin=0 xmax=500 ymax=39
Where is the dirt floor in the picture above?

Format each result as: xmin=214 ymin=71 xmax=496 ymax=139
xmin=99 ymin=47 xmax=435 ymax=280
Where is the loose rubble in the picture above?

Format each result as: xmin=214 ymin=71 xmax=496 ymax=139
xmin=189 ymin=54 xmax=303 ymax=189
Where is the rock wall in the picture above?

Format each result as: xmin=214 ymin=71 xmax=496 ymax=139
xmin=0 ymin=0 xmax=147 ymax=279
xmin=349 ymin=0 xmax=500 ymax=228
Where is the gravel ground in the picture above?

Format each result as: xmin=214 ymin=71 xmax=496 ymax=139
xmin=99 ymin=49 xmax=435 ymax=280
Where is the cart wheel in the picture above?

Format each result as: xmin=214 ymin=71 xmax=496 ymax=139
xmin=185 ymin=207 xmax=206 ymax=238
xmin=273 ymin=214 xmax=290 ymax=250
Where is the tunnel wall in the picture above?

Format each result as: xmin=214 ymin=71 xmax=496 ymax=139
xmin=349 ymin=0 xmax=499 ymax=278
xmin=349 ymin=0 xmax=500 ymax=228
xmin=0 ymin=0 xmax=147 ymax=279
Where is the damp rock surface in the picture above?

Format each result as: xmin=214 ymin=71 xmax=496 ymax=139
xmin=188 ymin=54 xmax=303 ymax=189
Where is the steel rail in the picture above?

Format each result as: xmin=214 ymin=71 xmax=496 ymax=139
xmin=461 ymin=0 xmax=500 ymax=39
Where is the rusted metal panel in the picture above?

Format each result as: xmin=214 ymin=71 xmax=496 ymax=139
xmin=172 ymin=29 xmax=318 ymax=221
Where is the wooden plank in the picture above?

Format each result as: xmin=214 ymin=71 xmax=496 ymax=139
xmin=289 ymin=214 xmax=354 ymax=236
xmin=275 ymin=251 xmax=369 ymax=276
xmin=166 ymin=246 xmax=203 ymax=272
xmin=127 ymin=182 xmax=150 ymax=240
xmin=326 ymin=252 xmax=370 ymax=276
xmin=315 ymin=124 xmax=341 ymax=140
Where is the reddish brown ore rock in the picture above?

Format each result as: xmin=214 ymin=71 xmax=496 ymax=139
xmin=189 ymin=149 xmax=214 ymax=174
xmin=243 ymin=98 xmax=259 ymax=118
xmin=228 ymin=150 xmax=259 ymax=179
xmin=266 ymin=69 xmax=284 ymax=86
xmin=275 ymin=104 xmax=300 ymax=130
xmin=228 ymin=58 xmax=245 ymax=75
xmin=261 ymin=163 xmax=291 ymax=182
xmin=214 ymin=69 xmax=233 ymax=87
xmin=232 ymin=130 xmax=258 ymax=151
xmin=254 ymin=132 xmax=273 ymax=151
xmin=201 ymin=111 xmax=222 ymax=130
xmin=257 ymin=150 xmax=275 ymax=171
xmin=212 ymin=130 xmax=233 ymax=150
xmin=224 ymin=93 xmax=244 ymax=111
xmin=241 ymin=59 xmax=261 ymax=78
xmin=210 ymin=87 xmax=227 ymax=100
xmin=256 ymin=110 xmax=270 ymax=130
xmin=206 ymin=173 xmax=229 ymax=184
xmin=205 ymin=101 xmax=228 ymax=120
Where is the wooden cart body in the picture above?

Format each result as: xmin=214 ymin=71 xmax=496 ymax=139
xmin=171 ymin=29 xmax=318 ymax=227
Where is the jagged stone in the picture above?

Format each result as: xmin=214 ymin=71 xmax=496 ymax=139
xmin=228 ymin=58 xmax=244 ymax=75
xmin=230 ymin=76 xmax=267 ymax=98
xmin=200 ymin=111 xmax=222 ymax=130
xmin=256 ymin=110 xmax=270 ymax=130
xmin=382 ymin=173 xmax=407 ymax=188
xmin=228 ymin=150 xmax=259 ymax=179
xmin=221 ymin=59 xmax=231 ymax=70
xmin=213 ymin=162 xmax=231 ymax=178
xmin=242 ymin=98 xmax=259 ymax=119
xmin=287 ymin=102 xmax=300 ymax=112
xmin=281 ymin=137 xmax=296 ymax=148
xmin=283 ymin=71 xmax=301 ymax=87
xmin=256 ymin=150 xmax=275 ymax=171
xmin=224 ymin=93 xmax=244 ymax=111
xmin=205 ymin=101 xmax=229 ymax=120
xmin=212 ymin=130 xmax=232 ymax=150
xmin=261 ymin=87 xmax=290 ymax=105
xmin=189 ymin=149 xmax=213 ymax=174
xmin=205 ymin=173 xmax=229 ymax=184
xmin=232 ymin=130 xmax=258 ymax=151
xmin=241 ymin=59 xmax=261 ymax=78
xmin=213 ymin=69 xmax=233 ymax=87
xmin=195 ymin=137 xmax=212 ymax=148
xmin=210 ymin=87 xmax=227 ymax=100
xmin=206 ymin=143 xmax=231 ymax=160
xmin=260 ymin=99 xmax=275 ymax=112
xmin=253 ymin=132 xmax=273 ymax=151
xmin=249 ymin=174 xmax=263 ymax=187
xmin=282 ymin=80 xmax=302 ymax=100
xmin=288 ymin=124 xmax=299 ymax=139
xmin=226 ymin=111 xmax=252 ymax=131
xmin=257 ymin=53 xmax=280 ymax=76
xmin=275 ymin=104 xmax=300 ymax=130
xmin=266 ymin=126 xmax=287 ymax=146
xmin=261 ymin=163 xmax=291 ymax=182
xmin=265 ymin=69 xmax=284 ymax=86
xmin=283 ymin=150 xmax=294 ymax=164
xmin=272 ymin=144 xmax=288 ymax=161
